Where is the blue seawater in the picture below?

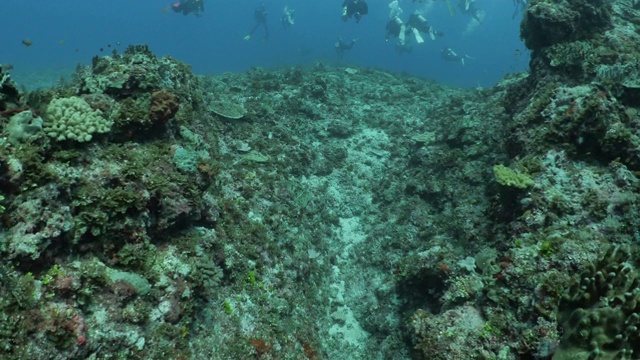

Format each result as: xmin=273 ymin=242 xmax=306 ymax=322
xmin=1 ymin=0 xmax=528 ymax=89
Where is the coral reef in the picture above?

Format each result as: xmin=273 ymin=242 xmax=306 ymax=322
xmin=0 ymin=0 xmax=638 ymax=356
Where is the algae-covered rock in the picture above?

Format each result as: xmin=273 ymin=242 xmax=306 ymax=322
xmin=0 ymin=68 xmax=21 ymax=111
xmin=241 ymin=150 xmax=270 ymax=163
xmin=521 ymin=0 xmax=612 ymax=50
xmin=79 ymin=44 xmax=199 ymax=106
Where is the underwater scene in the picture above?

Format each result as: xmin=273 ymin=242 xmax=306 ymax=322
xmin=1 ymin=0 xmax=639 ymax=359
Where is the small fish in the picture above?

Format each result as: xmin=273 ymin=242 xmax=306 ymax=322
xmin=99 ymin=47 xmax=104 ymax=52
xmin=1 ymin=64 xmax=14 ymax=71
xmin=116 ymin=41 xmax=121 ymax=46
xmin=22 ymin=38 xmax=32 ymax=47
xmin=59 ymin=40 xmax=65 ymax=45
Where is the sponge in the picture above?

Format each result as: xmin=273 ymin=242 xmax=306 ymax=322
xmin=44 ymin=96 xmax=112 ymax=142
